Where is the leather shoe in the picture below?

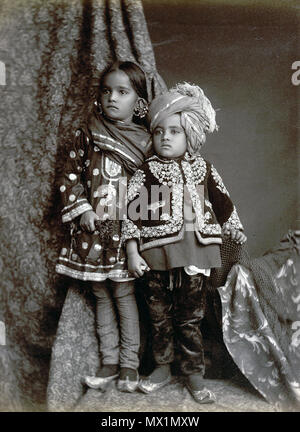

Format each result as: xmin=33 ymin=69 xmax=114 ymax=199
xmin=186 ymin=381 xmax=216 ymax=404
xmin=84 ymin=374 xmax=119 ymax=391
xmin=138 ymin=374 xmax=172 ymax=394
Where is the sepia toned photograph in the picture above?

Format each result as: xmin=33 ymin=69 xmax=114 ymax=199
xmin=0 ymin=0 xmax=299 ymax=421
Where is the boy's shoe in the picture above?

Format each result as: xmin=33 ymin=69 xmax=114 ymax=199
xmin=117 ymin=368 xmax=139 ymax=393
xmin=185 ymin=377 xmax=216 ymax=404
xmin=85 ymin=373 xmax=119 ymax=391
xmin=138 ymin=366 xmax=172 ymax=394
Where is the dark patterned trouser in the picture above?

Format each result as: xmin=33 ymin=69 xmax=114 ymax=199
xmin=143 ymin=269 xmax=207 ymax=376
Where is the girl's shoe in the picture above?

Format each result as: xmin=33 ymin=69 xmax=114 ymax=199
xmin=117 ymin=368 xmax=139 ymax=393
xmin=85 ymin=373 xmax=119 ymax=391
xmin=85 ymin=364 xmax=119 ymax=391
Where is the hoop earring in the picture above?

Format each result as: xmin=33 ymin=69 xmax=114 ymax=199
xmin=134 ymin=98 xmax=148 ymax=119
xmin=94 ymin=100 xmax=102 ymax=114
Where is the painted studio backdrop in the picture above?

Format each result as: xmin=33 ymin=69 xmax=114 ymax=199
xmin=0 ymin=0 xmax=299 ymax=412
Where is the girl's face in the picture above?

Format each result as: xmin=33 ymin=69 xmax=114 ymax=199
xmin=100 ymin=70 xmax=139 ymax=122
xmin=153 ymin=114 xmax=187 ymax=159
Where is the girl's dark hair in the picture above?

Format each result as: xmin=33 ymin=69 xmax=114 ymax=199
xmin=99 ymin=60 xmax=148 ymax=102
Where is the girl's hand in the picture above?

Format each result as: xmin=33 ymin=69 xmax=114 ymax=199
xmin=127 ymin=252 xmax=150 ymax=278
xmin=224 ymin=227 xmax=247 ymax=244
xmin=80 ymin=210 xmax=100 ymax=232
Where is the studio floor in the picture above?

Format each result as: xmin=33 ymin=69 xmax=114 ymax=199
xmin=73 ymin=373 xmax=277 ymax=413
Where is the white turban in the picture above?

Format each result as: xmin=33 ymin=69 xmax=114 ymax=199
xmin=149 ymin=82 xmax=218 ymax=155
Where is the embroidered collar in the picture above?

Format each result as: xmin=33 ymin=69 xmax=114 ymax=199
xmin=148 ymin=159 xmax=183 ymax=185
xmin=147 ymin=151 xmax=200 ymax=164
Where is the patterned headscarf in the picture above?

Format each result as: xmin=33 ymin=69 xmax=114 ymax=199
xmin=149 ymin=82 xmax=218 ymax=155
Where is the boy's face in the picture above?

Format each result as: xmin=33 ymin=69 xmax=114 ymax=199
xmin=99 ymin=70 xmax=139 ymax=122
xmin=153 ymin=114 xmax=187 ymax=159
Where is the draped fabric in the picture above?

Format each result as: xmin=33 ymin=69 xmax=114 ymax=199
xmin=0 ymin=0 xmax=166 ymax=411
xmin=85 ymin=110 xmax=152 ymax=174
xmin=218 ymin=230 xmax=300 ymax=411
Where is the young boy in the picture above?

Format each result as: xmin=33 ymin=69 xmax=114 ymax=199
xmin=122 ymin=82 xmax=246 ymax=403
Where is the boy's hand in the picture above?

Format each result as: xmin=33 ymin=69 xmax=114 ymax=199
xmin=223 ymin=227 xmax=247 ymax=244
xmin=127 ymin=252 xmax=150 ymax=278
xmin=80 ymin=210 xmax=100 ymax=232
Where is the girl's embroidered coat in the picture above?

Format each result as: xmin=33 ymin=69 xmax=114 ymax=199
xmin=56 ymin=111 xmax=150 ymax=282
xmin=122 ymin=153 xmax=243 ymax=251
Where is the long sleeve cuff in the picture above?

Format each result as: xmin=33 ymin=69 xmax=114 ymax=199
xmin=121 ymin=219 xmax=141 ymax=243
xmin=61 ymin=198 xmax=93 ymax=223
xmin=222 ymin=207 xmax=244 ymax=232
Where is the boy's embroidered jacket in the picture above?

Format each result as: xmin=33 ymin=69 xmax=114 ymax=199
xmin=122 ymin=153 xmax=243 ymax=251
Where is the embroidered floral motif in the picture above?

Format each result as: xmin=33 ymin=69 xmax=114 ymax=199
xmin=161 ymin=213 xmax=170 ymax=221
xmin=223 ymin=207 xmax=244 ymax=231
xmin=201 ymin=223 xmax=222 ymax=235
xmin=141 ymin=183 xmax=184 ymax=238
xmin=190 ymin=156 xmax=207 ymax=184
xmin=205 ymin=199 xmax=213 ymax=209
xmin=127 ymin=169 xmax=146 ymax=201
xmin=121 ymin=219 xmax=141 ymax=241
xmin=204 ymin=211 xmax=212 ymax=221
xmin=211 ymin=165 xmax=230 ymax=196
xmin=182 ymin=161 xmax=205 ymax=229
xmin=148 ymin=160 xmax=183 ymax=186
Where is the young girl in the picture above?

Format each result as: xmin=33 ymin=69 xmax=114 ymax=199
xmin=56 ymin=61 xmax=151 ymax=393
xmin=122 ymin=82 xmax=247 ymax=403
